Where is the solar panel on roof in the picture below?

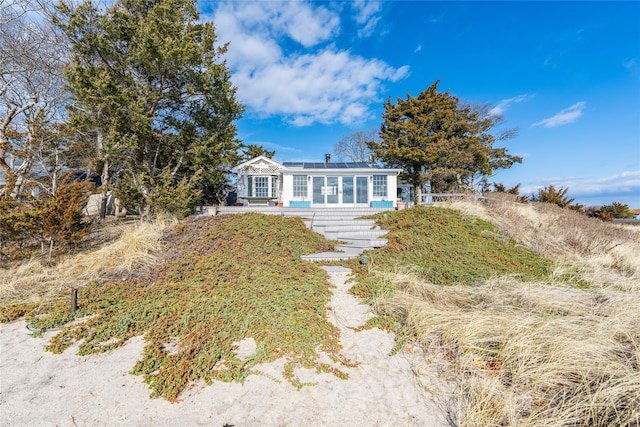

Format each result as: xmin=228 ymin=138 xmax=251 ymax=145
xmin=280 ymin=161 xmax=383 ymax=169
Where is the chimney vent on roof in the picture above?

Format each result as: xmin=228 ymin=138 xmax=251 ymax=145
xmin=325 ymin=154 xmax=331 ymax=163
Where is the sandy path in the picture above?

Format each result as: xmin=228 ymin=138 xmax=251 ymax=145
xmin=0 ymin=266 xmax=446 ymax=427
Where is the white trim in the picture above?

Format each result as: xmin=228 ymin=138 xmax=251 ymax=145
xmin=235 ymin=157 xmax=400 ymax=207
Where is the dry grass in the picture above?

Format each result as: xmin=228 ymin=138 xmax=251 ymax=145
xmin=368 ymin=195 xmax=640 ymax=426
xmin=451 ymin=193 xmax=640 ymax=290
xmin=376 ymin=271 xmax=640 ymax=426
xmin=0 ymin=218 xmax=170 ymax=307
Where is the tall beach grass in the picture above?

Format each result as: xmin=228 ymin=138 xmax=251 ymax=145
xmin=363 ymin=194 xmax=640 ymax=426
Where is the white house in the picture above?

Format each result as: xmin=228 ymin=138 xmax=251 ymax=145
xmin=232 ymin=155 xmax=402 ymax=208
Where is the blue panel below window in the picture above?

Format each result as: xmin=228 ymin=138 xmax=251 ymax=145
xmin=370 ymin=201 xmax=393 ymax=208
xmin=289 ymin=201 xmax=311 ymax=207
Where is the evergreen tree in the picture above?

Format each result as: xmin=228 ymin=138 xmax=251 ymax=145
xmin=370 ymin=81 xmax=521 ymax=203
xmin=530 ymin=185 xmax=575 ymax=208
xmin=601 ymin=202 xmax=632 ymax=219
xmin=492 ymin=182 xmax=528 ymax=203
xmin=54 ymin=0 xmax=244 ymax=216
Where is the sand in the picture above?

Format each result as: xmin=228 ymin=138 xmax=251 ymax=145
xmin=0 ymin=267 xmax=447 ymax=427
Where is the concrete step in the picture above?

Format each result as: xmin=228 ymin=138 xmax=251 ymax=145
xmin=210 ymin=205 xmax=391 ymax=261
xmin=298 ymin=211 xmax=380 ymax=217
xmin=301 ymin=249 xmax=362 ymax=262
xmin=324 ymin=229 xmax=388 ymax=240
xmin=336 ymin=238 xmax=388 ymax=250
xmin=313 ymin=225 xmax=381 ymax=235
xmin=304 ymin=219 xmax=377 ymax=227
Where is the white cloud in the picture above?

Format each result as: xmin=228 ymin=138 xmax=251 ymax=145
xmin=279 ymin=2 xmax=340 ymax=47
xmin=414 ymin=44 xmax=422 ymax=53
xmin=357 ymin=16 xmax=381 ymax=38
xmin=566 ymin=171 xmax=640 ymax=196
xmin=232 ymin=50 xmax=408 ymax=126
xmin=532 ymin=101 xmax=586 ymax=128
xmin=352 ymin=0 xmax=381 ymax=24
xmin=521 ymin=171 xmax=640 ymax=202
xmin=253 ymin=141 xmax=302 ymax=154
xmin=214 ymin=1 xmax=339 ymax=48
xmin=208 ymin=1 xmax=409 ymax=127
xmin=489 ymin=94 xmax=531 ymax=116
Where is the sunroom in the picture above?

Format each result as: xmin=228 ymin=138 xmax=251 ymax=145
xmin=233 ymin=156 xmax=402 ymax=208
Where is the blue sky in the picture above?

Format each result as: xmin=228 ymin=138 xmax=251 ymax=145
xmin=199 ymin=1 xmax=640 ymax=207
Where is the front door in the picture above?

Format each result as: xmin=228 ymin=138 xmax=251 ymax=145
xmin=356 ymin=176 xmax=368 ymax=205
xmin=326 ymin=176 xmax=339 ymax=204
xmin=312 ymin=176 xmax=340 ymax=205
xmin=313 ymin=176 xmax=324 ymax=204
xmin=342 ymin=177 xmax=354 ymax=205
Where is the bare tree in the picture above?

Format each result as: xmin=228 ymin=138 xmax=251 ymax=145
xmin=1 ymin=0 xmax=80 ymax=199
xmin=332 ymin=128 xmax=378 ymax=162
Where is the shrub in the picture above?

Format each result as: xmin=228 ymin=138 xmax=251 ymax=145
xmin=491 ymin=182 xmax=528 ymax=203
xmin=601 ymin=202 xmax=632 ymax=219
xmin=585 ymin=206 xmax=613 ymax=222
xmin=0 ymin=198 xmax=44 ymax=262
xmin=41 ymin=175 xmax=94 ymax=261
xmin=147 ymin=168 xmax=203 ymax=219
xmin=530 ymin=184 xmax=575 ymax=208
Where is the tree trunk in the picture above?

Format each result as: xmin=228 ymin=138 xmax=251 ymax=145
xmin=414 ymin=183 xmax=422 ymax=205
xmin=51 ymin=150 xmax=60 ymax=195
xmin=9 ymin=158 xmax=32 ymax=198
xmin=99 ymin=160 xmax=109 ymax=220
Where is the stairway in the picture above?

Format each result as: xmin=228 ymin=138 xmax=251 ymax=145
xmin=212 ymin=206 xmax=393 ymax=261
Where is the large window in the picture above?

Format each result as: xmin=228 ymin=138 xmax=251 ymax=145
xmin=326 ymin=176 xmax=338 ymax=204
xmin=372 ymin=175 xmax=387 ymax=197
xmin=247 ymin=176 xmax=277 ymax=198
xmin=254 ymin=176 xmax=269 ymax=197
xmin=313 ymin=176 xmax=324 ymax=204
xmin=342 ymin=177 xmax=353 ymax=204
xmin=293 ymin=175 xmax=307 ymax=197
xmin=356 ymin=176 xmax=368 ymax=203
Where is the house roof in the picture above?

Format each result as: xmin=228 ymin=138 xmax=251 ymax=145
xmin=234 ymin=156 xmax=401 ymax=174
xmin=233 ymin=156 xmax=283 ymax=174
xmin=282 ymin=161 xmax=381 ymax=169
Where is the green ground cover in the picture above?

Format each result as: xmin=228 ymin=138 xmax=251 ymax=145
xmin=348 ymin=206 xmax=553 ymax=300
xmin=3 ymin=206 xmax=557 ymax=401
xmin=16 ymin=214 xmax=348 ymax=400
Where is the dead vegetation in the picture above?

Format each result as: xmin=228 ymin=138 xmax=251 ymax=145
xmin=0 ymin=218 xmax=169 ymax=310
xmin=364 ymin=193 xmax=640 ymax=426
xmin=451 ymin=193 xmax=640 ymax=286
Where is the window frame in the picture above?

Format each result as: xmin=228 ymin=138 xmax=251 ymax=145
xmin=292 ymin=175 xmax=308 ymax=197
xmin=247 ymin=175 xmax=278 ymax=198
xmin=372 ymin=175 xmax=387 ymax=197
xmin=254 ymin=176 xmax=270 ymax=198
